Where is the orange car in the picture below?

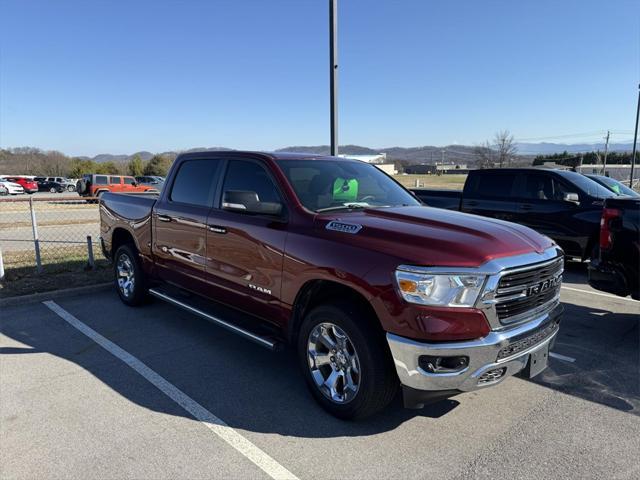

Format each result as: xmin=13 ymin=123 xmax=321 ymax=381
xmin=76 ymin=174 xmax=160 ymax=198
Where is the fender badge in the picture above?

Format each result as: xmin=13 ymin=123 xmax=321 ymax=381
xmin=325 ymin=221 xmax=362 ymax=234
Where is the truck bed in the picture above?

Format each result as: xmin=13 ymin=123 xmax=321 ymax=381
xmin=411 ymin=188 xmax=462 ymax=210
xmin=101 ymin=192 xmax=158 ymax=221
xmin=100 ymin=192 xmax=158 ymax=259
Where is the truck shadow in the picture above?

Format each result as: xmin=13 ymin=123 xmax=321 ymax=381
xmin=530 ymin=301 xmax=639 ymax=414
xmin=1 ymin=292 xmax=636 ymax=440
xmin=0 ymin=298 xmax=461 ymax=439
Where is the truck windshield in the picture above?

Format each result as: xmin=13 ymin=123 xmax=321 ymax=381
xmin=559 ymin=171 xmax=615 ymax=198
xmin=588 ymin=175 xmax=639 ymax=197
xmin=278 ymin=159 xmax=420 ymax=212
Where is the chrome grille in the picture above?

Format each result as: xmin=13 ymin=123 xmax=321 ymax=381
xmin=494 ymin=257 xmax=563 ymax=324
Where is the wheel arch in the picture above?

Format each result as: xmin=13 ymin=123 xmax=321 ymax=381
xmin=287 ymin=279 xmax=384 ymax=344
xmin=111 ymin=227 xmax=138 ymax=258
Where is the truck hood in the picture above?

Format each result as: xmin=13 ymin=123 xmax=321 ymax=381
xmin=318 ymin=206 xmax=555 ymax=268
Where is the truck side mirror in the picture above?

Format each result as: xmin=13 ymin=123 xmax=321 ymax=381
xmin=222 ymin=190 xmax=283 ymax=216
xmin=563 ymin=192 xmax=580 ymax=205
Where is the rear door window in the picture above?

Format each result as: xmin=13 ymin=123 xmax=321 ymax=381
xmin=170 ymin=159 xmax=222 ymax=207
xmin=110 ymin=176 xmax=121 ymax=185
xmin=467 ymin=172 xmax=517 ymax=199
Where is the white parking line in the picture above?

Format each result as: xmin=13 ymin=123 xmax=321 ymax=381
xmin=561 ymin=286 xmax=639 ymax=303
xmin=550 ymin=352 xmax=576 ymax=363
xmin=43 ymin=300 xmax=299 ymax=480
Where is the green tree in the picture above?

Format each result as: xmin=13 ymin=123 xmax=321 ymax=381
xmin=144 ymin=154 xmax=172 ymax=176
xmin=96 ymin=161 xmax=120 ymax=174
xmin=68 ymin=158 xmax=98 ymax=178
xmin=128 ymin=154 xmax=145 ymax=176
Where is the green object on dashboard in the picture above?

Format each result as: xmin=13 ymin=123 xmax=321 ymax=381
xmin=333 ymin=177 xmax=359 ymax=201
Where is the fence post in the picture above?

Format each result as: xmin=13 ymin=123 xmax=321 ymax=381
xmin=86 ymin=235 xmax=95 ymax=269
xmin=0 ymin=247 xmax=4 ymax=281
xmin=29 ymin=197 xmax=43 ymax=274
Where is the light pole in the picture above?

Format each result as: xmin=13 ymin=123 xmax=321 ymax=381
xmin=630 ymin=83 xmax=639 ymax=187
xmin=329 ymin=0 xmax=338 ymax=156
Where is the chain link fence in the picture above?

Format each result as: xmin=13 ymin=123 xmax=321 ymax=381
xmin=0 ymin=196 xmax=103 ymax=278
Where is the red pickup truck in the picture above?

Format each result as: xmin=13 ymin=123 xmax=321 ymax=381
xmin=100 ymin=151 xmax=564 ymax=419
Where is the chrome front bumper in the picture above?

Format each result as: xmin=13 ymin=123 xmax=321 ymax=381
xmin=386 ymin=303 xmax=562 ymax=393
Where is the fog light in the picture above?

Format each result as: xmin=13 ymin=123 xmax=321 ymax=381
xmin=419 ymin=355 xmax=469 ymax=374
xmin=477 ymin=367 xmax=507 ymax=385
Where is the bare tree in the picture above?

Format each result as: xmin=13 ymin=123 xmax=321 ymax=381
xmin=474 ymin=141 xmax=495 ymax=169
xmin=493 ymin=130 xmax=517 ymax=168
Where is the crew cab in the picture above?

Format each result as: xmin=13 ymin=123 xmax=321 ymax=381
xmin=412 ymin=168 xmax=617 ymax=259
xmin=589 ymin=196 xmax=640 ymax=300
xmin=77 ymin=174 xmax=159 ymax=198
xmin=100 ymin=152 xmax=564 ymax=419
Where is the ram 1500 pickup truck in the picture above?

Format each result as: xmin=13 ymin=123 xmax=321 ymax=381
xmin=412 ymin=168 xmax=616 ymax=259
xmin=100 ymin=152 xmax=564 ymax=419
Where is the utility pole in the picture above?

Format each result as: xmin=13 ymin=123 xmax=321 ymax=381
xmin=602 ymin=130 xmax=610 ymax=175
xmin=631 ymin=83 xmax=640 ymax=188
xmin=329 ymin=0 xmax=338 ymax=156
xmin=440 ymin=149 xmax=445 ymax=175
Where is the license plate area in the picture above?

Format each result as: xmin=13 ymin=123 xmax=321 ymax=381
xmin=523 ymin=343 xmax=549 ymax=378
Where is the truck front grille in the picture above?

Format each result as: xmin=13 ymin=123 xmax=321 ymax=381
xmin=494 ymin=257 xmax=563 ymax=324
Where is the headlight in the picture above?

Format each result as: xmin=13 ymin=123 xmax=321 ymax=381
xmin=395 ymin=268 xmax=486 ymax=307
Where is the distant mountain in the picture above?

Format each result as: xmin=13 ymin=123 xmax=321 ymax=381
xmin=516 ymin=142 xmax=633 ymax=155
xmin=90 ymin=147 xmax=232 ymax=163
xmin=80 ymin=142 xmax=634 ymax=164
xmin=277 ymin=144 xmax=479 ymax=163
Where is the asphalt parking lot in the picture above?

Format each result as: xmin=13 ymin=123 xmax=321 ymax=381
xmin=1 ymin=263 xmax=638 ymax=479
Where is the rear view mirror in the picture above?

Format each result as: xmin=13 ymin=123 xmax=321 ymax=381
xmin=563 ymin=192 xmax=580 ymax=204
xmin=222 ymin=190 xmax=283 ymax=216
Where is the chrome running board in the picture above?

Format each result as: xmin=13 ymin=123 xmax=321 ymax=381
xmin=148 ymin=288 xmax=279 ymax=351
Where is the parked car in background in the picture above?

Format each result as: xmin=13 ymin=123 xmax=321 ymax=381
xmin=584 ymin=174 xmax=639 ymax=197
xmin=101 ymin=151 xmax=564 ymax=419
xmin=135 ymin=175 xmax=165 ymax=189
xmin=0 ymin=180 xmax=25 ymax=195
xmin=38 ymin=181 xmax=66 ymax=193
xmin=1 ymin=176 xmax=38 ymax=194
xmin=588 ymin=196 xmax=640 ymax=300
xmin=0 ymin=183 xmax=8 ymax=196
xmin=412 ymin=168 xmax=616 ymax=259
xmin=76 ymin=174 xmax=159 ymax=198
xmin=43 ymin=176 xmax=76 ymax=191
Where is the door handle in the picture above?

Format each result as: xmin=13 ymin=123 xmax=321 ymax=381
xmin=519 ymin=204 xmax=533 ymax=211
xmin=465 ymin=200 xmax=478 ymax=207
xmin=208 ymin=225 xmax=227 ymax=234
xmin=157 ymin=214 xmax=172 ymax=222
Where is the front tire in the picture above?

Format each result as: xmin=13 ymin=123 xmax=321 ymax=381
xmin=114 ymin=244 xmax=147 ymax=306
xmin=297 ymin=302 xmax=398 ymax=420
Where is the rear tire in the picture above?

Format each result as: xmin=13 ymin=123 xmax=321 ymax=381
xmin=114 ymin=244 xmax=147 ymax=306
xmin=297 ymin=302 xmax=398 ymax=420
xmin=67 ymin=185 xmax=75 ymax=192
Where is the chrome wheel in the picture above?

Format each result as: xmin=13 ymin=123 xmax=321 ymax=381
xmin=307 ymin=323 xmax=361 ymax=404
xmin=116 ymin=253 xmax=135 ymax=298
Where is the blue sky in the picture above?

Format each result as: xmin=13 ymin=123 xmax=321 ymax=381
xmin=1 ymin=0 xmax=638 ymax=156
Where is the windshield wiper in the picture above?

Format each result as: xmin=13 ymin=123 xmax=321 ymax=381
xmin=316 ymin=203 xmax=390 ymax=213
